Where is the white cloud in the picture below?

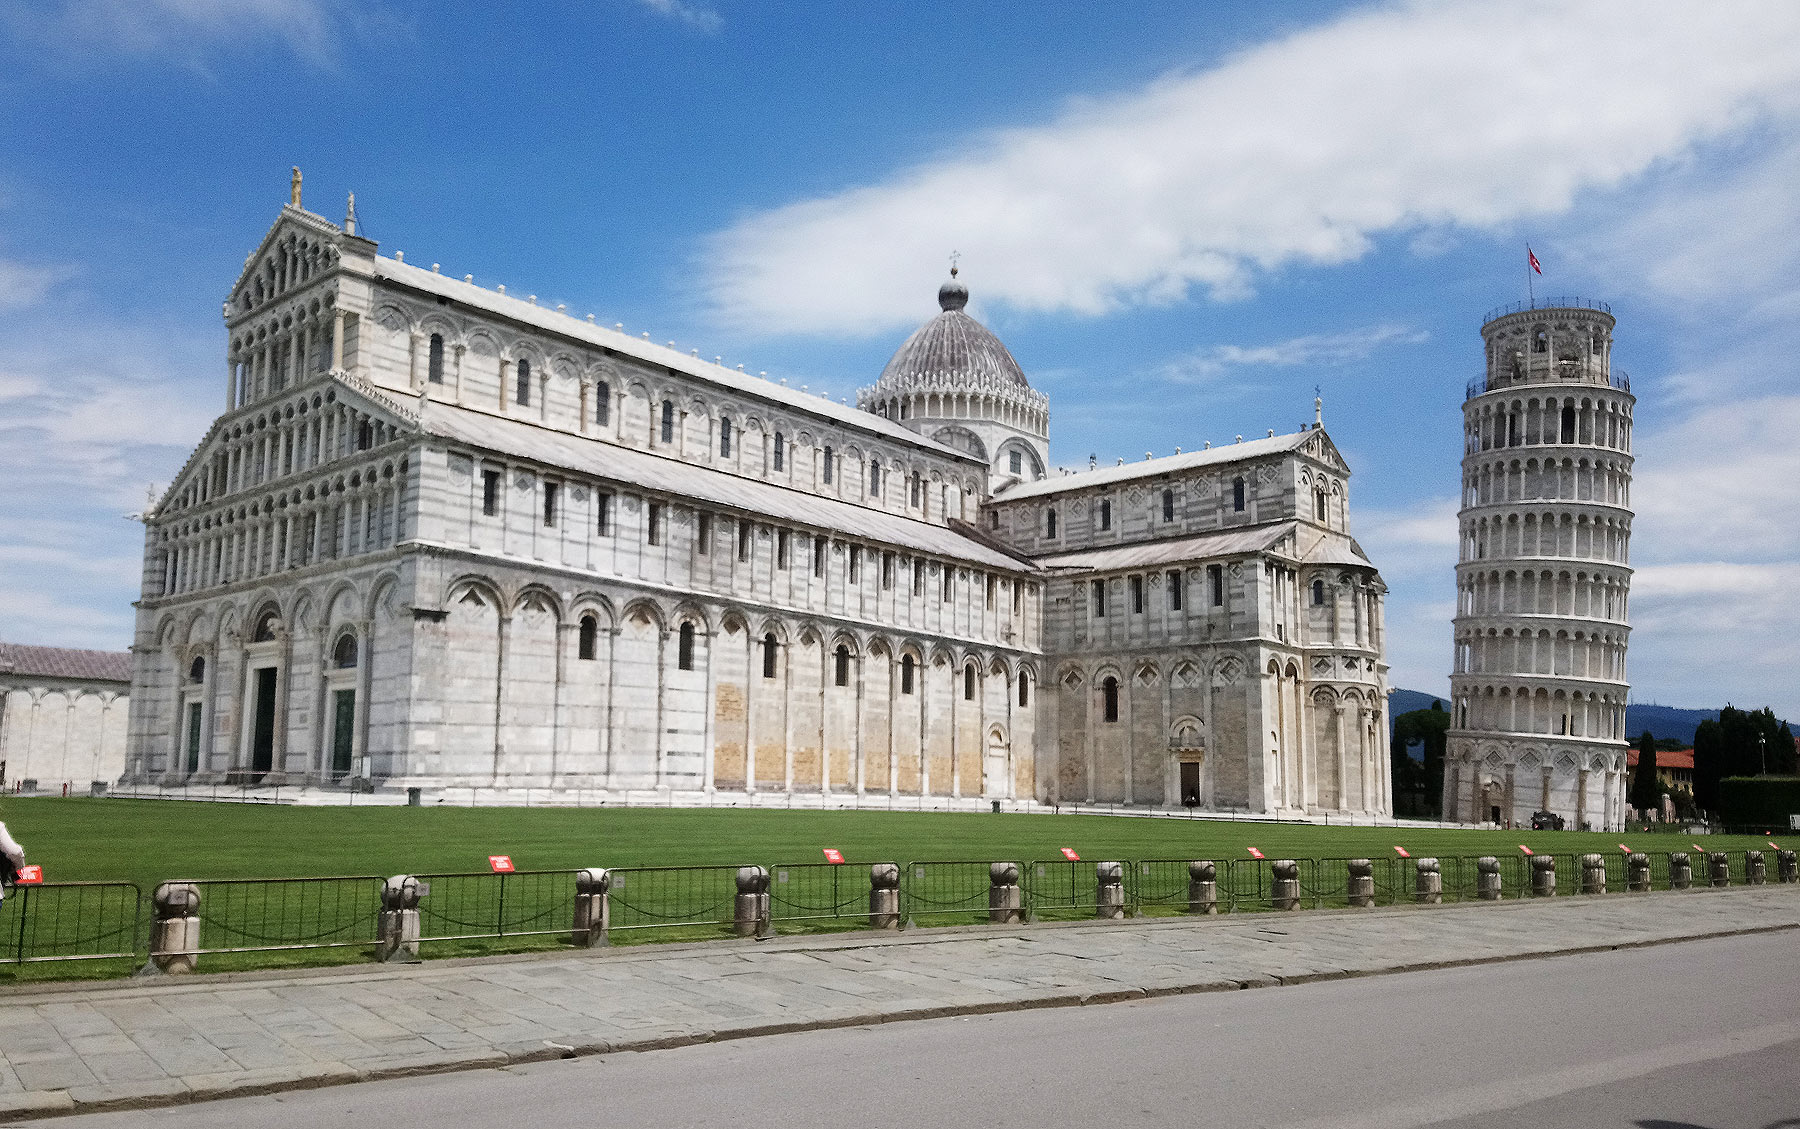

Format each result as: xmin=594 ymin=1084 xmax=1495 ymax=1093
xmin=701 ymin=1 xmax=1800 ymax=336
xmin=635 ymin=0 xmax=722 ymax=35
xmin=1 ymin=0 xmax=378 ymax=67
xmin=0 ymin=259 xmax=74 ymax=309
xmin=1157 ymin=324 xmax=1427 ymax=385
xmin=1630 ymin=394 xmax=1800 ymax=565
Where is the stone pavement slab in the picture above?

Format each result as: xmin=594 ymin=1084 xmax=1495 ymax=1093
xmin=1 ymin=886 xmax=1797 ymax=1122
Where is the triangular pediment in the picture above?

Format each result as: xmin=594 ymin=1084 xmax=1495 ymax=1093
xmin=226 ymin=207 xmax=346 ymax=321
xmin=1299 ymin=428 xmax=1350 ymax=475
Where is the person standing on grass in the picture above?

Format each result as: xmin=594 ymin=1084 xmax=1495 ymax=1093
xmin=0 ymin=815 xmax=23 ymax=898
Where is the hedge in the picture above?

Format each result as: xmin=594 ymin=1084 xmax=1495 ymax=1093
xmin=1717 ymin=776 xmax=1800 ymax=828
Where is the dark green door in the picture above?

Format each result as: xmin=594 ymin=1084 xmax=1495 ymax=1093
xmin=331 ymin=689 xmax=356 ymax=777
xmin=251 ymin=666 xmax=278 ymax=773
xmin=185 ymin=701 xmax=203 ymax=773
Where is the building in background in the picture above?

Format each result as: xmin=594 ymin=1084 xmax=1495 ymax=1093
xmin=122 ymin=176 xmax=1391 ymax=815
xmin=0 ymin=643 xmax=132 ymax=793
xmin=1446 ymin=298 xmax=1635 ymax=830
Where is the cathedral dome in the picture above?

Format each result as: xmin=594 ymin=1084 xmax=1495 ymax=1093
xmin=875 ymin=275 xmax=1029 ymax=391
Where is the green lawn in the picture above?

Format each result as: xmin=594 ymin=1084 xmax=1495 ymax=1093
xmin=5 ymin=797 xmax=1783 ymax=895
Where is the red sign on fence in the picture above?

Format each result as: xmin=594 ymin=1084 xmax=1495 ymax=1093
xmin=14 ymin=865 xmax=42 ymax=885
xmin=1245 ymin=847 xmax=1265 ymax=859
xmin=1518 ymin=845 xmax=1534 ymax=855
xmin=488 ymin=855 xmax=515 ymax=873
xmin=1618 ymin=844 xmax=1632 ymax=854
xmin=1060 ymin=847 xmax=1081 ymax=861
xmin=822 ymin=848 xmax=845 ymax=864
xmin=1393 ymin=846 xmax=1411 ymax=858
xmin=1691 ymin=843 xmax=1706 ymax=853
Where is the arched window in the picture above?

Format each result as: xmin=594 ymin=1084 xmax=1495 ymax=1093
xmin=1017 ymin=672 xmax=1030 ymax=707
xmin=333 ymin=633 xmax=358 ymax=668
xmin=1315 ymin=490 xmax=1327 ymax=521
xmin=1161 ymin=489 xmax=1174 ymax=522
xmin=762 ymin=633 xmax=778 ymax=679
xmin=963 ymin=664 xmax=976 ymax=701
xmin=516 ymin=358 xmax=532 ymax=406
xmin=594 ymin=381 xmax=610 ymax=426
xmin=188 ymin=657 xmax=206 ymax=683
xmin=1312 ymin=578 xmax=1326 ymax=606
xmin=427 ymin=333 xmax=444 ymax=384
xmin=1560 ymin=405 xmax=1576 ymax=443
xmin=1046 ymin=508 xmax=1058 ymax=538
xmin=578 ymin=615 xmax=598 ymax=661
xmin=773 ymin=432 xmax=785 ymax=471
xmin=661 ymin=400 xmax=675 ymax=444
xmin=1099 ymin=499 xmax=1112 ymax=531
xmin=1232 ymin=477 xmax=1246 ymax=512
xmin=1533 ymin=329 xmax=1548 ymax=354
xmin=834 ymin=645 xmax=851 ymax=687
xmin=901 ymin=654 xmax=916 ymax=695
xmin=823 ymin=445 xmax=835 ymax=484
xmin=719 ymin=415 xmax=732 ymax=457
xmin=869 ymin=460 xmax=881 ymax=497
xmin=253 ymin=611 xmax=279 ymax=643
xmin=677 ymin=622 xmax=695 ymax=671
xmin=1102 ymin=676 xmax=1120 ymax=722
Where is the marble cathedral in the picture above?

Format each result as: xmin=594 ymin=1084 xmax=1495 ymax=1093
xmin=123 ymin=174 xmax=1392 ymax=815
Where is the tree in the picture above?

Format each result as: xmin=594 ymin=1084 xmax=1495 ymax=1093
xmin=1389 ymin=703 xmax=1450 ymax=818
xmin=1694 ymin=718 xmax=1722 ymax=814
xmin=1692 ymin=707 xmax=1796 ymax=817
xmin=1629 ymin=730 xmax=1659 ymax=813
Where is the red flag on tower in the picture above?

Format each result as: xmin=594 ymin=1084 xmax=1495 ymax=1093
xmin=1528 ymin=247 xmax=1542 ymax=275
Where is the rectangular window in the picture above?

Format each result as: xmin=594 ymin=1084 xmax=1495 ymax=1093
xmin=774 ymin=433 xmax=785 ymax=471
xmin=1046 ymin=508 xmax=1058 ymax=538
xmin=719 ymin=416 xmax=732 ymax=458
xmin=776 ymin=528 xmax=790 ymax=570
xmin=647 ymin=501 xmax=661 ymax=546
xmin=660 ymin=400 xmax=675 ymax=444
xmin=909 ymin=474 xmax=921 ymax=507
xmin=1009 ymin=449 xmax=1022 ymax=474
xmin=1208 ymin=563 xmax=1224 ymax=607
xmin=596 ymin=492 xmax=612 ymax=535
xmin=543 ymin=482 xmax=559 ymax=527
xmin=912 ymin=558 xmax=924 ymax=597
xmin=986 ymin=574 xmax=995 ymax=609
xmin=481 ymin=469 xmax=500 ymax=517
xmin=1091 ymin=579 xmax=1106 ymax=617
xmin=1130 ymin=575 xmax=1144 ymax=613
xmin=941 ymin=565 xmax=952 ymax=603
xmin=1100 ymin=499 xmax=1112 ymax=531
xmin=848 ymin=545 xmax=861 ymax=584
xmin=427 ymin=334 xmax=444 ymax=384
xmin=737 ymin=519 xmax=751 ymax=562
xmin=881 ymin=550 xmax=894 ymax=590
xmin=594 ymin=381 xmax=610 ymax=427
xmin=868 ymin=461 xmax=881 ymax=498
xmin=989 ymin=510 xmax=999 ymax=529
xmin=1168 ymin=569 xmax=1183 ymax=611
xmin=813 ymin=537 xmax=826 ymax=578
xmin=823 ymin=446 xmax=835 ymax=485
xmin=697 ymin=512 xmax=712 ymax=554
xmin=1013 ymin=580 xmax=1024 ymax=616
xmin=1161 ymin=489 xmax=1175 ymax=522
xmin=515 ymin=358 xmax=532 ymax=406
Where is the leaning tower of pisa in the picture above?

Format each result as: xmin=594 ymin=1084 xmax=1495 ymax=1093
xmin=1445 ymin=298 xmax=1635 ymax=831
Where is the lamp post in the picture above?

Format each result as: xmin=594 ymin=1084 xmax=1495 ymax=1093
xmin=1760 ymin=734 xmax=1767 ymax=777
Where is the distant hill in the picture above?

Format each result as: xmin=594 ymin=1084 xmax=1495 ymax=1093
xmin=1386 ymin=690 xmax=1786 ymax=746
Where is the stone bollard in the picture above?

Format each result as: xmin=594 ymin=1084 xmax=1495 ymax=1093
xmin=868 ymin=863 xmax=901 ymax=930
xmin=989 ymin=862 xmax=1023 ymax=924
xmin=1580 ymin=854 xmax=1608 ymax=895
xmin=1414 ymin=858 xmax=1442 ymax=905
xmin=734 ymin=865 xmax=771 ymax=937
xmin=378 ymin=875 xmax=423 ymax=961
xmin=1476 ymin=856 xmax=1503 ymax=901
xmin=1779 ymin=850 xmax=1798 ymax=884
xmin=1186 ymin=861 xmax=1218 ymax=915
xmin=571 ymin=868 xmax=609 ymax=947
xmin=1270 ymin=859 xmax=1301 ymax=911
xmin=1746 ymin=850 xmax=1766 ymax=885
xmin=149 ymin=882 xmax=201 ymax=974
xmin=1708 ymin=851 xmax=1731 ymax=888
xmin=1627 ymin=853 xmax=1651 ymax=892
xmin=1669 ymin=852 xmax=1692 ymax=890
xmin=1530 ymin=854 xmax=1557 ymax=897
xmin=1346 ymin=859 xmax=1376 ymax=907
xmin=1095 ymin=862 xmax=1126 ymax=919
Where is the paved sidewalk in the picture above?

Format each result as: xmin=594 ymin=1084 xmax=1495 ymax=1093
xmin=2 ymin=886 xmax=1797 ymax=1121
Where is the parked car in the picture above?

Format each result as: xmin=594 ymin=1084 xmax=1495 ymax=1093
xmin=1531 ymin=810 xmax=1565 ymax=831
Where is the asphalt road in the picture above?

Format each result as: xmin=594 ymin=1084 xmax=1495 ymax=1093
xmin=26 ymin=930 xmax=1800 ymax=1129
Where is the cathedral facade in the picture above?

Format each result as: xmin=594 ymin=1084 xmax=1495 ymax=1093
xmin=123 ymin=183 xmax=1391 ymax=816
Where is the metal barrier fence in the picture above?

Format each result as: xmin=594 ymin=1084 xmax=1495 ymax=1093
xmin=901 ymin=861 xmax=997 ymax=926
xmin=1132 ymin=859 xmax=1202 ymax=916
xmin=1023 ymin=859 xmax=1104 ymax=921
xmin=606 ymin=865 xmax=741 ymax=939
xmin=184 ymin=876 xmax=384 ymax=955
xmin=1 ymin=882 xmax=143 ymax=965
xmin=413 ymin=870 xmax=580 ymax=946
xmin=769 ymin=862 xmax=877 ymax=930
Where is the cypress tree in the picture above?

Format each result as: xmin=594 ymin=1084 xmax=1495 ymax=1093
xmin=1629 ymin=730 xmax=1659 ymax=813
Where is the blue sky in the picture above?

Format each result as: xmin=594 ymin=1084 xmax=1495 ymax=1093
xmin=1 ymin=0 xmax=1797 ymax=718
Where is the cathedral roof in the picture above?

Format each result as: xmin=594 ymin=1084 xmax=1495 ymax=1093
xmin=1031 ymin=523 xmax=1296 ymax=572
xmin=994 ymin=427 xmax=1342 ymax=502
xmin=0 ymin=643 xmax=132 ymax=684
xmin=873 ymin=275 xmax=1031 ymax=392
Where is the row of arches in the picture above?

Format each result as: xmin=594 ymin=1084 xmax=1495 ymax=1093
xmin=1462 ymin=454 xmax=1631 ymax=508
xmin=1448 ymin=684 xmax=1626 ymax=740
xmin=861 ymin=384 xmax=1050 ymax=440
xmin=1443 ymin=737 xmax=1627 ymax=830
xmin=229 ymin=291 xmax=343 ymax=408
xmin=1456 ymin=566 xmax=1630 ymax=621
xmin=1465 ymin=390 xmax=1632 ymax=454
xmin=1452 ymin=626 xmax=1628 ymax=682
xmin=233 ymin=228 xmax=336 ymax=315
xmin=1459 ymin=511 xmax=1631 ymax=565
